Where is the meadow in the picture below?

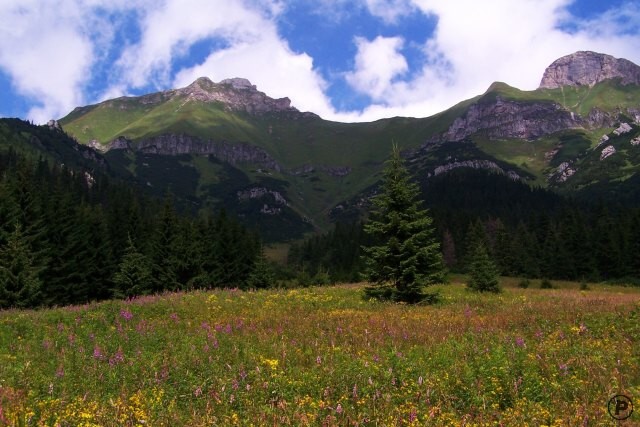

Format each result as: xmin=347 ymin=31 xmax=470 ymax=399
xmin=0 ymin=279 xmax=638 ymax=426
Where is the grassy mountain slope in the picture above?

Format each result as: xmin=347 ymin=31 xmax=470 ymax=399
xmin=59 ymin=83 xmax=477 ymax=235
xmin=57 ymin=76 xmax=640 ymax=238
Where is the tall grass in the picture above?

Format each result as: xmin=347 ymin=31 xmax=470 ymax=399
xmin=1 ymin=279 xmax=638 ymax=425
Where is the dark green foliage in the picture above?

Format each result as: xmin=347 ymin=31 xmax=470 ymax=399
xmin=244 ymin=247 xmax=275 ymax=289
xmin=288 ymin=221 xmax=368 ymax=283
xmin=467 ymin=240 xmax=501 ymax=293
xmin=518 ymin=278 xmax=530 ymax=289
xmin=148 ymin=194 xmax=183 ymax=292
xmin=540 ymin=279 xmax=554 ymax=289
xmin=295 ymin=166 xmax=640 ymax=285
xmin=0 ymin=224 xmax=43 ymax=308
xmin=0 ymin=121 xmax=265 ymax=308
xmin=362 ymin=145 xmax=445 ymax=304
xmin=113 ymin=237 xmax=154 ymax=298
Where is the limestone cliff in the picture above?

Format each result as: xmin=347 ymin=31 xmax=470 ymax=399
xmin=539 ymin=51 xmax=640 ymax=89
xmin=428 ymin=97 xmax=582 ymax=143
xmin=105 ymin=133 xmax=282 ymax=172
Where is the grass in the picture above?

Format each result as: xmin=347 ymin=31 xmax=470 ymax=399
xmin=1 ymin=278 xmax=639 ymax=426
xmin=57 ymin=78 xmax=640 ymax=232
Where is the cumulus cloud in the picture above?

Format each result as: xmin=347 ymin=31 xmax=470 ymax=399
xmin=340 ymin=0 xmax=640 ymax=120
xmin=113 ymin=0 xmax=271 ymax=89
xmin=1 ymin=0 xmax=640 ymax=124
xmin=344 ymin=36 xmax=409 ymax=101
xmin=0 ymin=0 xmax=152 ymax=123
xmin=108 ymin=0 xmax=335 ymax=118
xmin=172 ymin=35 xmax=335 ymax=117
xmin=0 ymin=1 xmax=94 ymax=122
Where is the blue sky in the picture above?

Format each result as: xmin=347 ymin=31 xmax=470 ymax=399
xmin=1 ymin=0 xmax=639 ymax=123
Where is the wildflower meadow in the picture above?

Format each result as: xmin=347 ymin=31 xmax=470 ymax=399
xmin=0 ymin=279 xmax=639 ymax=426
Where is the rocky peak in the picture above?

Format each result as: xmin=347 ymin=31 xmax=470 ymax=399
xmin=220 ymin=78 xmax=256 ymax=90
xmin=175 ymin=77 xmax=298 ymax=115
xmin=539 ymin=51 xmax=640 ymax=89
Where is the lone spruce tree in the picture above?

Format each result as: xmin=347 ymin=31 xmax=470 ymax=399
xmin=467 ymin=242 xmax=501 ymax=292
xmin=465 ymin=221 xmax=501 ymax=293
xmin=362 ymin=144 xmax=445 ymax=303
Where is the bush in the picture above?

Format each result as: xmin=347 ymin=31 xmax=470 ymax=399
xmin=518 ymin=278 xmax=530 ymax=289
xmin=540 ymin=278 xmax=554 ymax=289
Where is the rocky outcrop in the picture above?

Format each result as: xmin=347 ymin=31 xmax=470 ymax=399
xmin=550 ymin=162 xmax=576 ymax=183
xmin=600 ymin=145 xmax=616 ymax=160
xmin=237 ymin=186 xmax=289 ymax=216
xmin=428 ymin=97 xmax=581 ymax=143
xmin=142 ymin=135 xmax=281 ymax=171
xmin=289 ymin=164 xmax=352 ymax=177
xmin=539 ymin=51 xmax=640 ymax=89
xmin=430 ymin=159 xmax=521 ymax=180
xmin=613 ymin=122 xmax=632 ymax=135
xmin=47 ymin=119 xmax=62 ymax=131
xmin=586 ymin=107 xmax=619 ymax=129
xmin=174 ymin=77 xmax=298 ymax=115
xmin=237 ymin=187 xmax=288 ymax=205
xmin=100 ymin=77 xmax=302 ymax=116
xmin=88 ymin=136 xmax=132 ymax=152
xmin=102 ymin=133 xmax=282 ymax=172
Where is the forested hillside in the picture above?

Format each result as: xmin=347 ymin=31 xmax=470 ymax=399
xmin=290 ymin=168 xmax=640 ymax=283
xmin=0 ymin=147 xmax=263 ymax=309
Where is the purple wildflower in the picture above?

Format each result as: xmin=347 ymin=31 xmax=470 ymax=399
xmin=93 ymin=345 xmax=103 ymax=360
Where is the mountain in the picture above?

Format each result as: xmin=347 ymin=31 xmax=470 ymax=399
xmin=540 ymin=51 xmax=640 ymax=89
xmin=44 ymin=51 xmax=640 ymax=239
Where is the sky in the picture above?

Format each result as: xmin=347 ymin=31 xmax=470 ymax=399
xmin=1 ymin=0 xmax=639 ymax=124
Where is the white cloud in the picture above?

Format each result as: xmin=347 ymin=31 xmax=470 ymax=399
xmin=172 ymin=36 xmax=335 ymax=117
xmin=114 ymin=0 xmax=271 ymax=89
xmin=0 ymin=0 xmax=151 ymax=123
xmin=344 ymin=36 xmax=409 ymax=101
xmin=364 ymin=0 xmax=415 ymax=23
xmin=1 ymin=0 xmax=640 ymax=124
xmin=112 ymin=0 xmax=337 ymax=119
xmin=0 ymin=1 xmax=94 ymax=123
xmin=341 ymin=0 xmax=640 ymax=121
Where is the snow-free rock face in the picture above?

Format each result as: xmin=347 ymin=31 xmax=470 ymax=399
xmin=539 ymin=51 xmax=640 ymax=89
xmin=428 ymin=97 xmax=582 ymax=143
xmin=174 ymin=77 xmax=298 ymax=115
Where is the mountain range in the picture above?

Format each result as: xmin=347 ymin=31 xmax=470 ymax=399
xmin=5 ymin=51 xmax=640 ymax=241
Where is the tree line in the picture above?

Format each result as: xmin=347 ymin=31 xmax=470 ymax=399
xmin=0 ymin=149 xmax=266 ymax=309
xmin=289 ymin=168 xmax=640 ymax=284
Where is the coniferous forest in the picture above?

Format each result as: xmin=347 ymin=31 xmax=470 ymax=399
xmin=0 ymin=148 xmax=262 ymax=309
xmin=289 ymin=168 xmax=640 ymax=285
xmin=2 ymin=119 xmax=640 ymax=310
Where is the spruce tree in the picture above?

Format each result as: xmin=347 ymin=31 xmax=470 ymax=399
xmin=362 ymin=144 xmax=445 ymax=303
xmin=113 ymin=236 xmax=154 ymax=298
xmin=467 ymin=240 xmax=501 ymax=293
xmin=0 ymin=223 xmax=43 ymax=308
xmin=149 ymin=193 xmax=182 ymax=291
xmin=244 ymin=246 xmax=275 ymax=290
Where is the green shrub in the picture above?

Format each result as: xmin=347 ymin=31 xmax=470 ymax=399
xmin=540 ymin=278 xmax=554 ymax=289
